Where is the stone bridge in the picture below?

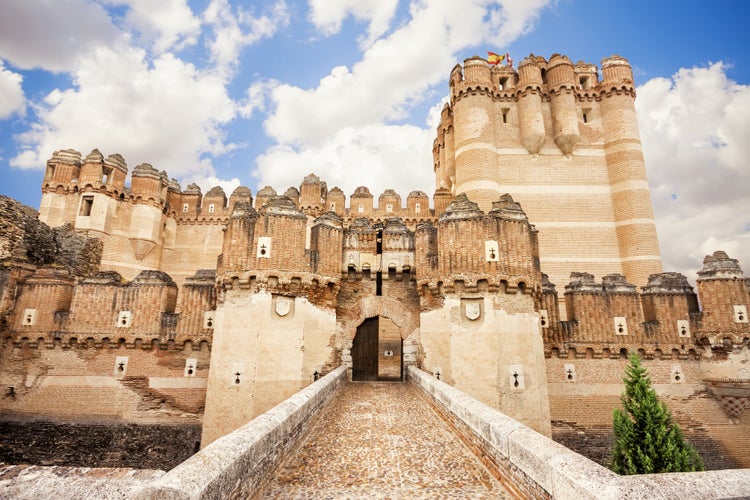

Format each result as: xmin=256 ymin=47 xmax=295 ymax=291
xmin=2 ymin=366 xmax=750 ymax=499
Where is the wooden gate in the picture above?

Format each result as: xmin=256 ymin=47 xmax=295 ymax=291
xmin=352 ymin=316 xmax=379 ymax=381
xmin=352 ymin=316 xmax=403 ymax=381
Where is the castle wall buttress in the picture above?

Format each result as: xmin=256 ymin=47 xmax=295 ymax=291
xmin=201 ymin=283 xmax=337 ymax=447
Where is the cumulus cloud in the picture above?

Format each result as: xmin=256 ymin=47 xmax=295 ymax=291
xmin=106 ymin=0 xmax=201 ymax=53
xmin=256 ymin=123 xmax=435 ymax=199
xmin=637 ymin=63 xmax=750 ymax=280
xmin=308 ymin=0 xmax=398 ymax=48
xmin=0 ymin=62 xmax=25 ymax=119
xmin=204 ymin=0 xmax=290 ymax=77
xmin=11 ymin=46 xmax=236 ymax=181
xmin=256 ymin=0 xmax=552 ymax=200
xmin=0 ymin=0 xmax=120 ymax=72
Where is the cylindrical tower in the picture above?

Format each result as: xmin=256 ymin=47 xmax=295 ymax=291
xmin=219 ymin=202 xmax=257 ymax=273
xmin=598 ymin=55 xmax=662 ymax=287
xmin=516 ymin=56 xmax=546 ymax=155
xmin=310 ymin=212 xmax=344 ymax=277
xmin=451 ymin=56 xmax=500 ymax=209
xmin=546 ymin=54 xmax=580 ymax=156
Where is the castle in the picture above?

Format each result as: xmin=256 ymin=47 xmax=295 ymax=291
xmin=0 ymin=54 xmax=748 ymax=470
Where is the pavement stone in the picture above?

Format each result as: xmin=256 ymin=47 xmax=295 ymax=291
xmin=261 ymin=381 xmax=511 ymax=499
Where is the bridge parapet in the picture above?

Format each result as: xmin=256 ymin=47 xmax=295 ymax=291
xmin=132 ymin=365 xmax=347 ymax=499
xmin=408 ymin=366 xmax=750 ymax=499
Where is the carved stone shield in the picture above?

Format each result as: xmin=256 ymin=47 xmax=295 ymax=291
xmin=465 ymin=302 xmax=481 ymax=320
xmin=275 ymin=297 xmax=291 ymax=317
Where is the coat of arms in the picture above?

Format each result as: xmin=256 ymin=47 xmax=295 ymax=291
xmin=275 ymin=297 xmax=291 ymax=317
xmin=465 ymin=302 xmax=481 ymax=320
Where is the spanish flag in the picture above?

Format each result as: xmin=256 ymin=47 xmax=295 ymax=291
xmin=487 ymin=51 xmax=505 ymax=65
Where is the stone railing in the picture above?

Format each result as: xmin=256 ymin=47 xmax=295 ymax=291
xmin=408 ymin=366 xmax=750 ymax=499
xmin=131 ymin=365 xmax=347 ymax=499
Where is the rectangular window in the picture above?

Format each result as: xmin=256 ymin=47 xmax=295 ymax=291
xmin=80 ymin=196 xmax=94 ymax=216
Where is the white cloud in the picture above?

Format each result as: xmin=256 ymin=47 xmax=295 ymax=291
xmin=257 ymin=0 xmax=551 ymax=202
xmin=255 ymin=123 xmax=434 ymax=200
xmin=308 ymin=0 xmax=398 ymax=48
xmin=238 ymin=79 xmax=279 ymax=119
xmin=0 ymin=0 xmax=120 ymax=72
xmin=11 ymin=46 xmax=236 ymax=183
xmin=637 ymin=63 xmax=750 ymax=281
xmin=204 ymin=0 xmax=290 ymax=77
xmin=264 ymin=0 xmax=551 ymax=146
xmin=0 ymin=62 xmax=25 ymax=119
xmin=105 ymin=0 xmax=201 ymax=53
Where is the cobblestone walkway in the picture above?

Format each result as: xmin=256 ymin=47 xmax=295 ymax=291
xmin=261 ymin=381 xmax=510 ymax=499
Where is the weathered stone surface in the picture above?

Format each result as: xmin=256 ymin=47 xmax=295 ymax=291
xmin=0 ymin=464 xmax=164 ymax=500
xmin=0 ymin=195 xmax=102 ymax=276
xmin=697 ymin=250 xmax=744 ymax=279
xmin=0 ymin=421 xmax=201 ymax=471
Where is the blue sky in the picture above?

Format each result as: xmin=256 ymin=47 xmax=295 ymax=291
xmin=1 ymin=0 xmax=748 ymax=282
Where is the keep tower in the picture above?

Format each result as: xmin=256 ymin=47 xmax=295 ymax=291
xmin=434 ymin=54 xmax=663 ymax=297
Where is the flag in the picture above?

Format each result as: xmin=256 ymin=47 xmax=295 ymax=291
xmin=487 ymin=51 xmax=505 ymax=65
xmin=505 ymin=52 xmax=513 ymax=68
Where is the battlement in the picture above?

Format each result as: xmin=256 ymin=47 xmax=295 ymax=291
xmin=543 ymin=257 xmax=750 ymax=357
xmin=40 ymin=149 xmax=450 ymax=228
xmin=447 ymin=53 xmax=631 ymax=102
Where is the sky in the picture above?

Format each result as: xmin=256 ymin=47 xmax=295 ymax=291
xmin=0 ymin=0 xmax=748 ymax=284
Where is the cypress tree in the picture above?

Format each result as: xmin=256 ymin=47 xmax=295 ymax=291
xmin=610 ymin=354 xmax=704 ymax=474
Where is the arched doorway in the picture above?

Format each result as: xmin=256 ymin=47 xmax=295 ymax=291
xmin=351 ymin=315 xmax=403 ymax=381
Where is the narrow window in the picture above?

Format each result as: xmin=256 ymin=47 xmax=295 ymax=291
xmin=386 ymin=203 xmax=393 ymax=213
xmin=182 ymin=203 xmax=189 ymax=213
xmin=358 ymin=204 xmax=364 ymax=213
xmin=330 ymin=202 xmax=335 ymax=211
xmin=102 ymin=167 xmax=112 ymax=185
xmin=80 ymin=196 xmax=94 ymax=216
xmin=582 ymin=113 xmax=588 ymax=124
xmin=208 ymin=203 xmax=215 ymax=213
xmin=415 ymin=202 xmax=421 ymax=213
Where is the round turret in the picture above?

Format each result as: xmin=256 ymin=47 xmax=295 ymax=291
xmin=516 ymin=56 xmax=546 ymax=155
xmin=462 ymin=56 xmax=492 ymax=88
xmin=601 ymin=55 xmax=634 ymax=87
xmin=546 ymin=54 xmax=580 ymax=156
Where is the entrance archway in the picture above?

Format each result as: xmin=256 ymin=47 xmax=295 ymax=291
xmin=351 ymin=316 xmax=403 ymax=381
xmin=342 ymin=296 xmax=418 ymax=381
